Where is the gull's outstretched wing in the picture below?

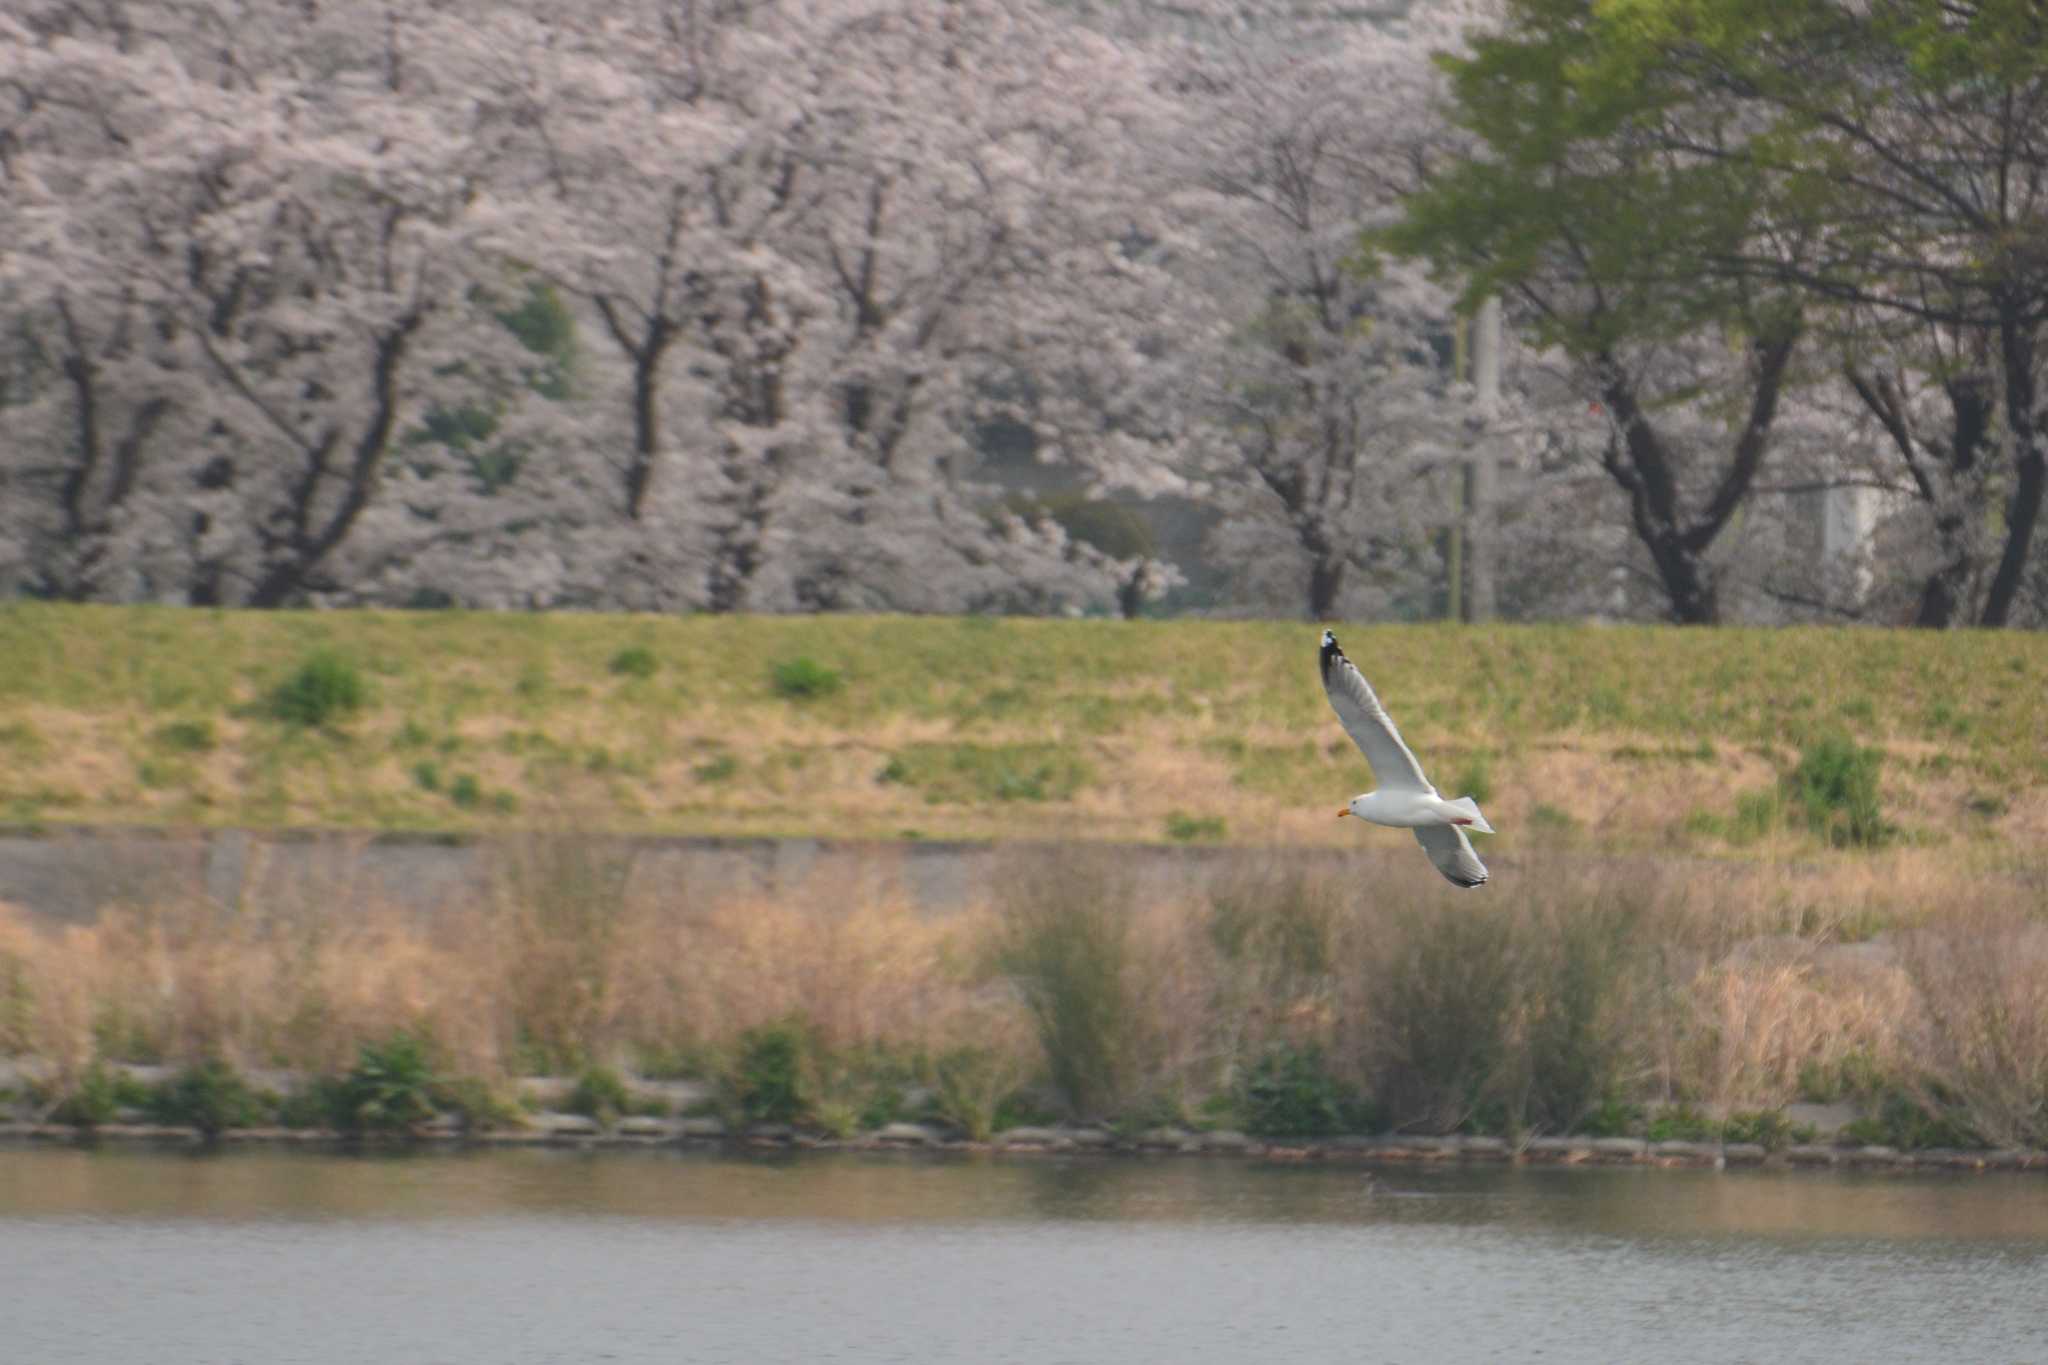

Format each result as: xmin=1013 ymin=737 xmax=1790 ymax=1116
xmin=1319 ymin=630 xmax=1431 ymax=793
xmin=1415 ymin=824 xmax=1489 ymax=888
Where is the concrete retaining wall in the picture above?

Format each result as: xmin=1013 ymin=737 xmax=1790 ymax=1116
xmin=0 ymin=825 xmax=1393 ymax=923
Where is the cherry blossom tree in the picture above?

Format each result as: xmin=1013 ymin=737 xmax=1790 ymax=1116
xmin=3 ymin=2 xmax=518 ymax=606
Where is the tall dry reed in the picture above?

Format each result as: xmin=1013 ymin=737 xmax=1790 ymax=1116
xmin=2 ymin=839 xmax=2044 ymax=1145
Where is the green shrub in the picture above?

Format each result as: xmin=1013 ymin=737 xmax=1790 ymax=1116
xmin=608 ymin=646 xmax=658 ymax=679
xmin=1644 ymin=1102 xmax=1717 ymax=1142
xmin=770 ymin=657 xmax=843 ymax=701
xmin=566 ymin=1065 xmax=634 ymax=1124
xmin=1787 ymin=734 xmax=1889 ymax=847
xmin=449 ymin=774 xmax=482 ymax=808
xmin=992 ymin=856 xmax=1139 ymax=1119
xmin=1578 ymin=1095 xmax=1642 ymax=1138
xmin=926 ymin=1045 xmax=1024 ymax=1142
xmin=1837 ymin=1089 xmax=1981 ymax=1150
xmin=1510 ymin=901 xmax=1643 ymax=1135
xmin=150 ymin=1058 xmax=260 ymax=1139
xmin=730 ymin=1021 xmax=809 ymax=1126
xmin=1364 ymin=905 xmax=1519 ymax=1134
xmin=431 ymin=1077 xmax=521 ymax=1134
xmin=1720 ymin=1109 xmax=1816 ymax=1151
xmin=411 ymin=761 xmax=441 ymax=792
xmin=1237 ymin=1043 xmax=1370 ymax=1138
xmin=268 ymin=650 xmax=368 ymax=727
xmin=47 ymin=1064 xmax=125 ymax=1128
xmin=328 ymin=1032 xmax=439 ymax=1136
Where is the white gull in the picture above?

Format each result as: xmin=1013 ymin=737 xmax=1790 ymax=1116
xmin=1319 ymin=629 xmax=1493 ymax=888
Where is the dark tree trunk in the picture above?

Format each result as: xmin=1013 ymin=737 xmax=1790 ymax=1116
xmin=1307 ymin=552 xmax=1345 ymax=622
xmin=246 ymin=316 xmax=419 ymax=608
xmin=596 ymin=299 xmax=673 ymax=523
xmin=1595 ymin=328 xmax=1797 ymax=626
xmin=1979 ymin=314 xmax=2044 ymax=627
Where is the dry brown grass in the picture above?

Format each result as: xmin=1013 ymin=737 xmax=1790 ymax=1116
xmin=2 ymin=837 xmax=2044 ymax=1142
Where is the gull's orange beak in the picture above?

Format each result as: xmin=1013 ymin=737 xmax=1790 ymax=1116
xmin=1336 ymin=808 xmax=1350 ymax=818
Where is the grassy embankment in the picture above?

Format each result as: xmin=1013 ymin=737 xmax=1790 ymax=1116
xmin=1 ymin=603 xmax=2045 ymax=1152
xmin=2 ymin=601 xmax=2044 ymax=852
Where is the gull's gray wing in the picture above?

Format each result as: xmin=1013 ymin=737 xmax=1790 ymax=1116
xmin=1319 ymin=630 xmax=1431 ymax=793
xmin=1415 ymin=824 xmax=1489 ymax=888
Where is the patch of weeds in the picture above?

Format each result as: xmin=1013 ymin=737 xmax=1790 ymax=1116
xmin=1966 ymin=792 xmax=2008 ymax=819
xmin=1585 ymin=686 xmax=1627 ymax=724
xmin=1237 ymin=1043 xmax=1373 ymax=1138
xmin=769 ymin=657 xmax=843 ymax=701
xmin=993 ymin=857 xmax=1140 ymax=1119
xmin=992 ymin=1090 xmax=1062 ymax=1134
xmin=1220 ymin=741 xmax=1321 ymax=798
xmin=1578 ymin=1096 xmax=1642 ymax=1138
xmin=1683 ymin=808 xmax=1727 ymax=840
xmin=152 ymin=719 xmax=217 ymax=753
xmin=728 ymin=1020 xmax=809 ymax=1127
xmin=884 ymin=742 xmax=1092 ymax=805
xmin=268 ymin=650 xmax=368 ymax=728
xmin=1837 ymin=696 xmax=1877 ymax=727
xmin=876 ymin=756 xmax=908 ymax=784
xmin=411 ymin=761 xmax=442 ymax=793
xmin=0 ymin=720 xmax=48 ymax=759
xmin=1787 ymin=734 xmax=1889 ymax=848
xmin=1731 ymin=788 xmax=1783 ymax=843
xmin=926 ymin=1046 xmax=1024 ymax=1142
xmin=956 ymin=686 xmax=1033 ymax=724
xmin=149 ymin=1058 xmax=260 ymax=1139
xmin=1164 ymin=811 xmax=1227 ymax=842
xmin=566 ymin=1065 xmax=635 ymax=1126
xmin=1796 ymin=1050 xmax=1886 ymax=1105
xmin=1530 ymin=803 xmax=1578 ymax=834
xmin=1644 ymin=1103 xmax=1717 ymax=1143
xmin=1451 ymin=751 xmax=1493 ymax=805
xmin=1838 ymin=1089 xmax=1981 ymax=1151
xmin=1924 ymin=700 xmax=1972 ymax=738
xmin=1721 ymin=1109 xmax=1817 ymax=1152
xmin=449 ymin=774 xmax=482 ymax=809
xmin=431 ymin=1076 xmax=522 ymax=1134
xmin=515 ymin=664 xmax=551 ymax=698
xmin=327 ymin=1032 xmax=439 ymax=1136
xmin=271 ymin=1086 xmax=337 ymax=1131
xmin=395 ymin=719 xmax=433 ymax=749
xmin=692 ymin=753 xmax=739 ymax=784
xmin=608 ymin=646 xmax=658 ymax=679
xmin=46 ymin=1064 xmax=127 ymax=1128
xmin=137 ymin=758 xmax=196 ymax=790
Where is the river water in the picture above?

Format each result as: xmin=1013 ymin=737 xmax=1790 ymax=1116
xmin=4 ymin=1145 xmax=2046 ymax=1364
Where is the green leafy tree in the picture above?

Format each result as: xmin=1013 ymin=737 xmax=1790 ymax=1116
xmin=1393 ymin=0 xmax=2048 ymax=626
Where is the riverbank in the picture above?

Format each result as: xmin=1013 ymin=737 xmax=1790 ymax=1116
xmin=5 ymin=838 xmax=2045 ymax=1162
xmin=5 ymin=1113 xmax=2044 ymax=1175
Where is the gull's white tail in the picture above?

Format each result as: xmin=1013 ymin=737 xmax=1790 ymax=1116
xmin=1446 ymin=796 xmax=1494 ymax=834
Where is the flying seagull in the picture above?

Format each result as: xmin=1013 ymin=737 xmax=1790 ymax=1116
xmin=1319 ymin=629 xmax=1493 ymax=888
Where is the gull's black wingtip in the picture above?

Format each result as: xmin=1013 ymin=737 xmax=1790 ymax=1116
xmin=1318 ymin=629 xmax=1343 ymax=683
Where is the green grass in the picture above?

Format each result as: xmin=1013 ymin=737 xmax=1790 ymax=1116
xmin=0 ymin=602 xmax=2040 ymax=850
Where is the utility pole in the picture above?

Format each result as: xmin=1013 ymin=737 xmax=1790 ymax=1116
xmin=1446 ymin=296 xmax=1501 ymax=623
xmin=1467 ymin=296 xmax=1500 ymax=623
